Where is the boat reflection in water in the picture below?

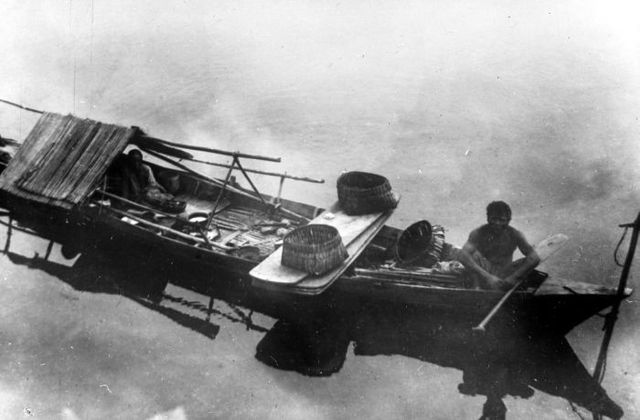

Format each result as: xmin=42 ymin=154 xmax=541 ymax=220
xmin=256 ymin=307 xmax=624 ymax=420
xmin=0 ymin=215 xmax=626 ymax=420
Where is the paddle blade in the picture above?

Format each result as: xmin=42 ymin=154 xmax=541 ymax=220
xmin=534 ymin=233 xmax=569 ymax=261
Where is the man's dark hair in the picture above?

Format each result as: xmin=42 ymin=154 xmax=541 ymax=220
xmin=128 ymin=149 xmax=143 ymax=160
xmin=486 ymin=201 xmax=511 ymax=219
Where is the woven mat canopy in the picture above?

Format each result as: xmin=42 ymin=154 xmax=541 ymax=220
xmin=0 ymin=112 xmax=136 ymax=209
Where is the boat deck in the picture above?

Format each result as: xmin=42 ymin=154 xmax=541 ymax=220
xmin=90 ymin=190 xmax=302 ymax=260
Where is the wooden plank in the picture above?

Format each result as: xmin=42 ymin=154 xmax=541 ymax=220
xmin=283 ymin=211 xmax=392 ymax=295
xmin=354 ymin=268 xmax=460 ymax=282
xmin=251 ymin=211 xmax=391 ymax=295
xmin=535 ymin=277 xmax=631 ymax=296
xmin=251 ymin=214 xmax=384 ymax=293
xmin=250 ymin=197 xmax=397 ymax=285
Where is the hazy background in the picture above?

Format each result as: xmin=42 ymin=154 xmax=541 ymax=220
xmin=0 ymin=1 xmax=639 ymax=417
xmin=2 ymin=1 xmax=639 ymax=272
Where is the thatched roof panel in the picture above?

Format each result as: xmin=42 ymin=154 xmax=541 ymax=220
xmin=0 ymin=112 xmax=135 ymax=209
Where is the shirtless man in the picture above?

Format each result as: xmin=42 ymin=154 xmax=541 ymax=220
xmin=457 ymin=201 xmax=540 ymax=290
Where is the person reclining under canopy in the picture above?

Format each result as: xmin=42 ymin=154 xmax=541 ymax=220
xmin=455 ymin=201 xmax=540 ymax=290
xmin=121 ymin=148 xmax=175 ymax=207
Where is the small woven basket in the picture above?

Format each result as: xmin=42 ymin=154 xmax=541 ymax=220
xmin=281 ymin=224 xmax=348 ymax=275
xmin=337 ymin=171 xmax=397 ymax=215
xmin=394 ymin=221 xmax=446 ymax=267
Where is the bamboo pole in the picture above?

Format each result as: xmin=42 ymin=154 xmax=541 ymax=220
xmin=188 ymin=157 xmax=324 ymax=184
xmin=0 ymin=98 xmax=44 ymax=114
xmin=139 ymin=135 xmax=281 ymax=162
xmin=0 ymin=98 xmax=282 ymax=164
xmin=142 ymin=148 xmax=240 ymax=192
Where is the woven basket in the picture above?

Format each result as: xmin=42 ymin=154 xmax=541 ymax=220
xmin=394 ymin=221 xmax=446 ymax=267
xmin=281 ymin=224 xmax=348 ymax=275
xmin=337 ymin=171 xmax=397 ymax=215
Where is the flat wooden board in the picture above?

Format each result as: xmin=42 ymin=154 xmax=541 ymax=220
xmin=250 ymin=197 xmax=397 ymax=285
xmin=536 ymin=278 xmax=629 ymax=296
xmin=252 ymin=210 xmax=391 ymax=295
xmin=534 ymin=233 xmax=568 ymax=261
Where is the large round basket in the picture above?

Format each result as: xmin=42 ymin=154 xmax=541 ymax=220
xmin=281 ymin=224 xmax=348 ymax=275
xmin=394 ymin=220 xmax=446 ymax=267
xmin=337 ymin=171 xmax=397 ymax=215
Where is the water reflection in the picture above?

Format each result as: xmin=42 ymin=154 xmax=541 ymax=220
xmin=0 ymin=215 xmax=626 ymax=419
xmin=256 ymin=309 xmax=624 ymax=420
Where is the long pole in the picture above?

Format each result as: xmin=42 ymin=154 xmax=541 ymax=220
xmin=0 ymin=97 xmax=281 ymax=163
xmin=139 ymin=135 xmax=281 ymax=162
xmin=591 ymin=211 xmax=640 ymax=420
xmin=188 ymin=157 xmax=324 ymax=184
xmin=472 ymin=278 xmax=525 ymax=332
xmin=0 ymin=98 xmax=44 ymax=114
xmin=613 ymin=211 xmax=640 ymax=297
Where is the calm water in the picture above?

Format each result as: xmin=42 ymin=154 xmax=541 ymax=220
xmin=1 ymin=1 xmax=639 ymax=418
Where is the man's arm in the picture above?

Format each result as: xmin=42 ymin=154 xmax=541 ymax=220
xmin=457 ymin=233 xmax=504 ymax=288
xmin=502 ymin=230 xmax=541 ymax=285
xmin=142 ymin=164 xmax=166 ymax=192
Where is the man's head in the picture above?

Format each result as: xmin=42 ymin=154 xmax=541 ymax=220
xmin=128 ymin=149 xmax=143 ymax=168
xmin=486 ymin=201 xmax=511 ymax=231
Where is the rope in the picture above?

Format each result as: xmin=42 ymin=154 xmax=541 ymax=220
xmin=613 ymin=227 xmax=628 ymax=267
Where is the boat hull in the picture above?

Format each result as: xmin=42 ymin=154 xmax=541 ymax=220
xmin=0 ymin=193 xmax=629 ymax=337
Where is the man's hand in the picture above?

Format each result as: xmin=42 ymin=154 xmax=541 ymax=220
xmin=499 ymin=275 xmax=519 ymax=291
xmin=484 ymin=274 xmax=508 ymax=290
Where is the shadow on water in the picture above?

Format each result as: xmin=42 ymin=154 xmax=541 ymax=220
xmin=0 ymin=213 xmax=627 ymax=419
xmin=0 ymin=214 xmax=265 ymax=340
xmin=4 ymin=247 xmax=223 ymax=339
xmin=255 ymin=307 xmax=624 ymax=420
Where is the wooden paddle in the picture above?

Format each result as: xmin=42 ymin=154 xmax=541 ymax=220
xmin=472 ymin=233 xmax=568 ymax=332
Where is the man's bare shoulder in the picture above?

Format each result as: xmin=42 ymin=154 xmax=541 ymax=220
xmin=509 ymin=226 xmax=536 ymax=252
xmin=467 ymin=225 xmax=489 ymax=245
xmin=508 ymin=226 xmax=527 ymax=239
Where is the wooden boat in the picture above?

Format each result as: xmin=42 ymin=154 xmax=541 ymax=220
xmin=0 ymin=109 xmax=632 ymax=337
